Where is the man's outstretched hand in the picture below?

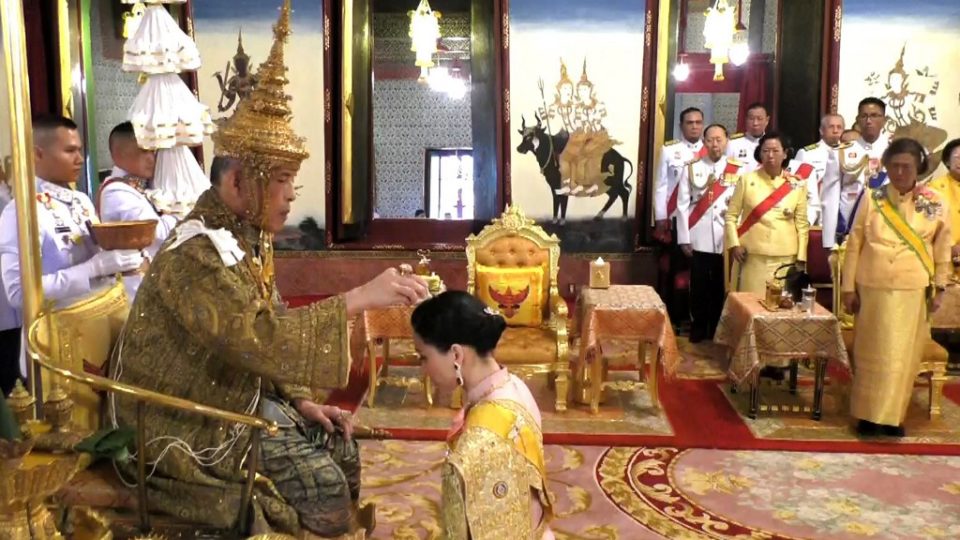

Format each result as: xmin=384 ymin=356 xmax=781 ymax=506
xmin=344 ymin=268 xmax=430 ymax=316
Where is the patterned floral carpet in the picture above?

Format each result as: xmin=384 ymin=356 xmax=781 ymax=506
xmin=360 ymin=440 xmax=960 ymax=539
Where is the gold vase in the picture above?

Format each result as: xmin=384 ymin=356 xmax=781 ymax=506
xmin=0 ymin=447 xmax=84 ymax=540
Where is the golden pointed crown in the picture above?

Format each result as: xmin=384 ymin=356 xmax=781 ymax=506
xmin=557 ymin=59 xmax=572 ymax=88
xmin=578 ymin=58 xmax=593 ymax=87
xmin=212 ymin=0 xmax=308 ymax=172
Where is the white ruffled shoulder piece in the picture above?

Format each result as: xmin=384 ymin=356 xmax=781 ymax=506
xmin=129 ymin=73 xmax=215 ymax=149
xmin=149 ymin=146 xmax=211 ymax=218
xmin=123 ymin=5 xmax=201 ymax=74
xmin=165 ymin=218 xmax=245 ymax=267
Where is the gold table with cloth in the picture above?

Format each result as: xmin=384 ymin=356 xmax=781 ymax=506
xmin=352 ymin=305 xmax=434 ymax=408
xmin=714 ymin=292 xmax=849 ymax=419
xmin=931 ymin=282 xmax=960 ymax=331
xmin=575 ymin=285 xmax=680 ymax=414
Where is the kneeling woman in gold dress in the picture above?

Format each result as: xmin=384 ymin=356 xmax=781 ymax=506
xmin=842 ymin=138 xmax=952 ymax=437
xmin=411 ymin=291 xmax=554 ymax=539
xmin=725 ymin=132 xmax=810 ymax=294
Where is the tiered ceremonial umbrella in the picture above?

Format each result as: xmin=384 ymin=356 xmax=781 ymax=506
xmin=122 ymin=0 xmax=212 ymax=217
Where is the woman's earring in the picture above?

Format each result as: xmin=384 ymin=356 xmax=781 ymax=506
xmin=454 ymin=363 xmax=464 ymax=386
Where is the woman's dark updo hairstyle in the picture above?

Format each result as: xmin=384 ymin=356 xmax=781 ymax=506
xmin=753 ymin=131 xmax=794 ymax=169
xmin=411 ymin=290 xmax=507 ymax=357
xmin=882 ymin=137 xmax=929 ymax=176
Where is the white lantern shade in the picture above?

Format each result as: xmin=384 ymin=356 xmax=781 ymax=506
xmin=124 ymin=5 xmax=201 ymax=74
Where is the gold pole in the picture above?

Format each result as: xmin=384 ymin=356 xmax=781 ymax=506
xmin=56 ymin=0 xmax=73 ymax=118
xmin=0 ymin=0 xmax=44 ymax=404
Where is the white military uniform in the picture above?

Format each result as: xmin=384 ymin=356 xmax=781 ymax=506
xmin=99 ymin=166 xmax=179 ymax=298
xmin=725 ymin=133 xmax=762 ymax=174
xmin=820 ymin=135 xmax=890 ymax=248
xmin=794 ymin=140 xmax=836 ymax=226
xmin=655 ymin=138 xmax=705 ymax=221
xmin=676 ymin=156 xmax=743 ymax=254
xmin=0 ymin=184 xmax=17 ymax=333
xmin=0 ymin=179 xmax=105 ymax=316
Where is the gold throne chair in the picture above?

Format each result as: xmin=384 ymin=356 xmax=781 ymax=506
xmin=466 ymin=205 xmax=570 ymax=412
xmin=831 ymin=242 xmax=949 ymax=418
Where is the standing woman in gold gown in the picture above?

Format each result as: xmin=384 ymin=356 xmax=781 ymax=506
xmin=725 ymin=132 xmax=810 ymax=295
xmin=411 ymin=291 xmax=554 ymax=540
xmin=842 ymin=138 xmax=952 ymax=437
xmin=928 ymin=138 xmax=960 ymax=270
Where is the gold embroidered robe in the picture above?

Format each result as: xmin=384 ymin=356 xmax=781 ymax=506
xmin=112 ymin=190 xmax=350 ymax=531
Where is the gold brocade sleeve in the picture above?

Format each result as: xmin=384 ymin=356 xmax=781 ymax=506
xmin=794 ymin=183 xmax=810 ymax=262
xmin=442 ymin=426 xmax=537 ymax=540
xmin=724 ymin=174 xmax=747 ymax=250
xmin=154 ymin=238 xmax=352 ymax=389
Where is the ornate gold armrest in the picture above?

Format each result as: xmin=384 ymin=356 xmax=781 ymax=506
xmin=27 ymin=317 xmax=278 ymax=436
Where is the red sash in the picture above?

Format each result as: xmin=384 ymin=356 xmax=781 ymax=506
xmin=689 ymin=161 xmax=741 ymax=227
xmin=666 ymin=146 xmax=708 ymax=216
xmin=736 ymin=180 xmax=795 ymax=237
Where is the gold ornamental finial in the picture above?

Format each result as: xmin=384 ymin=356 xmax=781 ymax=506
xmin=556 ymin=59 xmax=572 ymax=90
xmin=212 ymin=0 xmax=309 ymax=172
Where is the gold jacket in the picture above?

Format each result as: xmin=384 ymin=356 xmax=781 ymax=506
xmin=724 ymin=169 xmax=810 ymax=260
xmin=111 ymin=190 xmax=350 ymax=531
xmin=442 ymin=399 xmax=553 ymax=540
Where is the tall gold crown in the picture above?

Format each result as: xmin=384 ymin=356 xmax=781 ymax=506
xmin=212 ymin=0 xmax=309 ymax=172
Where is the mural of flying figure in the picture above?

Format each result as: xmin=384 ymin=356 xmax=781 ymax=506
xmin=517 ymin=58 xmax=633 ymax=224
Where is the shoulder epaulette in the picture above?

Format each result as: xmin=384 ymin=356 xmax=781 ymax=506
xmin=804 ymin=143 xmax=819 ymax=151
xmin=730 ymin=133 xmax=745 ymax=140
xmin=664 ymin=138 xmax=680 ymax=147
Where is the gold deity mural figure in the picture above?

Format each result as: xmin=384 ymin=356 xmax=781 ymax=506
xmin=518 ymin=58 xmax=633 ymax=224
xmin=865 ymin=44 xmax=947 ymax=176
xmin=214 ymin=29 xmax=259 ymax=113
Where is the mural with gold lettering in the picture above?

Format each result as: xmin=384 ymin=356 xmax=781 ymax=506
xmin=838 ymin=0 xmax=960 ymax=177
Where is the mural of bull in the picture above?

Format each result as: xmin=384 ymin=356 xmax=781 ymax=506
xmin=516 ymin=113 xmax=633 ymax=224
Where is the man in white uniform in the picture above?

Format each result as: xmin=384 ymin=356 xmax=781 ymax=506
xmin=0 ymin=116 xmax=144 ymax=344
xmin=795 ymin=113 xmax=845 ymax=226
xmin=653 ymin=107 xmax=706 ymax=242
xmin=725 ymin=103 xmax=769 ymax=173
xmin=98 ymin=122 xmax=179 ymax=298
xmin=820 ymin=97 xmax=890 ymax=248
xmin=677 ymin=124 xmax=744 ymax=342
xmin=0 ymin=178 xmax=19 ymax=396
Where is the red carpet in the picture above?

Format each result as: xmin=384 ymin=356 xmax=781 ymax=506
xmin=286 ymin=295 xmax=960 ymax=456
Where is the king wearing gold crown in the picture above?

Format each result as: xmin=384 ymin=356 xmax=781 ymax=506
xmin=110 ymin=2 xmax=428 ymax=537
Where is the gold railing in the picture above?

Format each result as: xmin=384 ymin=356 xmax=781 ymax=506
xmin=26 ymin=313 xmax=275 ymax=534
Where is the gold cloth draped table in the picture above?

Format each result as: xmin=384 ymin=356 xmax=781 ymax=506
xmin=574 ymin=285 xmax=680 ymax=414
xmin=931 ymin=282 xmax=960 ymax=331
xmin=714 ymin=292 xmax=849 ymax=420
xmin=351 ymin=305 xmax=433 ymax=408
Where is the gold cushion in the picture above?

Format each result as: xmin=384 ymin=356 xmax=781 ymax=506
xmin=477 ymin=265 xmax=545 ymax=327
xmin=495 ymin=327 xmax=557 ymax=365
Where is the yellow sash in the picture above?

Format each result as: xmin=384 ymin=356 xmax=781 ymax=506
xmin=872 ymin=188 xmax=934 ymax=280
xmin=460 ymin=400 xmax=547 ymax=481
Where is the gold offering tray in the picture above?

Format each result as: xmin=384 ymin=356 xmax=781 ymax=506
xmin=759 ymin=299 xmax=795 ymax=312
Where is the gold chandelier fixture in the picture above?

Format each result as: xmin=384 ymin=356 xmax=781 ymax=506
xmin=703 ymin=0 xmax=748 ymax=81
xmin=409 ymin=0 xmax=442 ymax=81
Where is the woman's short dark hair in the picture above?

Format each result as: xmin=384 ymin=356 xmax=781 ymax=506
xmin=882 ymin=137 xmax=929 ymax=175
xmin=753 ymin=131 xmax=794 ymax=167
xmin=941 ymin=138 xmax=960 ymax=167
xmin=411 ymin=291 xmax=506 ymax=356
